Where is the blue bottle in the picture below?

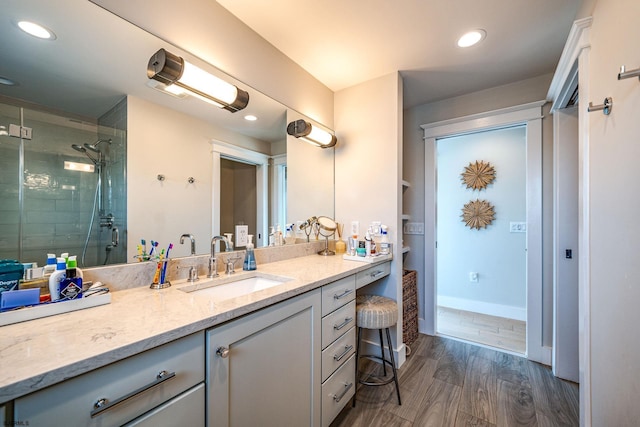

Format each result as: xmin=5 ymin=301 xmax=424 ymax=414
xmin=243 ymin=235 xmax=257 ymax=271
xmin=59 ymin=256 xmax=83 ymax=300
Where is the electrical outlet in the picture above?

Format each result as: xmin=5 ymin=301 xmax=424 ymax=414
xmin=469 ymin=272 xmax=478 ymax=283
xmin=509 ymin=222 xmax=527 ymax=233
xmin=235 ymin=225 xmax=248 ymax=247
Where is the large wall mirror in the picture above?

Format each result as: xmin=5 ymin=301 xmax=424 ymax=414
xmin=0 ymin=0 xmax=335 ymax=267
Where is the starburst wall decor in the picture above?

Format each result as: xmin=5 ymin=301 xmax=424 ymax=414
xmin=461 ymin=199 xmax=495 ymax=230
xmin=461 ymin=160 xmax=496 ymax=190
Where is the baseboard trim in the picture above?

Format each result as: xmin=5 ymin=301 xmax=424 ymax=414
xmin=438 ymin=295 xmax=526 ymax=321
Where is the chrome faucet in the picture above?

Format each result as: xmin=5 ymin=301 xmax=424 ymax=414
xmin=208 ymin=235 xmax=227 ymax=278
xmin=180 ymin=233 xmax=196 ymax=255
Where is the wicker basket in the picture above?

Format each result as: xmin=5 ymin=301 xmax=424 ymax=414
xmin=402 ymin=269 xmax=419 ymax=347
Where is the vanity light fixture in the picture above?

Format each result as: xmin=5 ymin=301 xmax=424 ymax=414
xmin=457 ymin=29 xmax=486 ymax=48
xmin=17 ymin=21 xmax=56 ymax=40
xmin=286 ymin=119 xmax=337 ymax=149
xmin=147 ymin=48 xmax=249 ymax=113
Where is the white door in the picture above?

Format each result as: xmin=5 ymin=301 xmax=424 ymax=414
xmin=552 ymin=106 xmax=579 ymax=382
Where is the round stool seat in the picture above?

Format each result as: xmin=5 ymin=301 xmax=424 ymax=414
xmin=356 ymin=295 xmax=398 ymax=329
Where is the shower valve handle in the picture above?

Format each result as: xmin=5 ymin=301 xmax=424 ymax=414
xmin=111 ymin=227 xmax=119 ymax=247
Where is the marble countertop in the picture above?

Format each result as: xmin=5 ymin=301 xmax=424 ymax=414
xmin=0 ymin=254 xmax=390 ymax=403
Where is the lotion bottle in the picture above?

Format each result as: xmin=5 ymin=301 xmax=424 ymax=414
xmin=48 ymin=257 xmax=67 ymax=301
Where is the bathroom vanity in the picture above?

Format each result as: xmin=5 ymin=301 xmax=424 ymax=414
xmin=1 ymin=255 xmax=391 ymax=426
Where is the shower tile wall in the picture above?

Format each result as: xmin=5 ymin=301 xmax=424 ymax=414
xmin=0 ymin=99 xmax=127 ymax=267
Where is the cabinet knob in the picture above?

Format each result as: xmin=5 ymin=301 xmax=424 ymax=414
xmin=216 ymin=346 xmax=230 ymax=358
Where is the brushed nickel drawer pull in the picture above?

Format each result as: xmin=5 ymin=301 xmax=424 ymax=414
xmin=90 ymin=370 xmax=176 ymax=418
xmin=333 ymin=345 xmax=354 ymax=362
xmin=334 ymin=317 xmax=353 ymax=331
xmin=333 ymin=381 xmax=354 ymax=403
xmin=333 ymin=289 xmax=354 ymax=300
xmin=370 ymin=270 xmax=385 ymax=278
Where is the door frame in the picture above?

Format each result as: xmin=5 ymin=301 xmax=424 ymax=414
xmin=212 ymin=141 xmax=269 ymax=247
xmin=421 ymin=101 xmax=546 ymax=363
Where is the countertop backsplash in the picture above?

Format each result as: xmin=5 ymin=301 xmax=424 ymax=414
xmin=85 ymin=240 xmax=329 ymax=292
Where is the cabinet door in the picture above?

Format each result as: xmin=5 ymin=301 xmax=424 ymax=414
xmin=207 ymin=289 xmax=321 ymax=427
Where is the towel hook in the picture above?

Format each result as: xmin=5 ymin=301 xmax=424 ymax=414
xmin=618 ymin=65 xmax=640 ymax=81
xmin=587 ymin=97 xmax=612 ymax=115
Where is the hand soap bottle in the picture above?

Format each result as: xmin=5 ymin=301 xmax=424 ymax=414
xmin=243 ymin=234 xmax=257 ymax=271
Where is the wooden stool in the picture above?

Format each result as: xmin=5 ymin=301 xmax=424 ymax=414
xmin=353 ymin=294 xmax=402 ymax=406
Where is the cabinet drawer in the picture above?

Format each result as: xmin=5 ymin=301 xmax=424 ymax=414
xmin=322 ymin=326 xmax=356 ymax=382
xmin=321 ymin=354 xmax=356 ymax=427
xmin=124 ymin=383 xmax=205 ymax=427
xmin=15 ymin=332 xmax=205 ymax=426
xmin=355 ymin=261 xmax=391 ymax=289
xmin=321 ymin=275 xmax=356 ymax=316
xmin=322 ymin=300 xmax=355 ymax=349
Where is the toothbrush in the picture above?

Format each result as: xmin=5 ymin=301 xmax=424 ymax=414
xmin=152 ymin=248 xmax=165 ymax=284
xmin=137 ymin=244 xmax=143 ymax=261
xmin=160 ymin=243 xmax=173 ymax=284
xmin=141 ymin=239 xmax=147 ymax=256
xmin=149 ymin=240 xmax=156 ymax=256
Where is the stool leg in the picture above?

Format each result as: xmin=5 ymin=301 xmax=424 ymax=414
xmin=378 ymin=329 xmax=387 ymax=376
xmin=385 ymin=327 xmax=402 ymax=405
xmin=352 ymin=326 xmax=362 ymax=408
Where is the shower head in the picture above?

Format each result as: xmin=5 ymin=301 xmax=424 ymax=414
xmin=84 ymin=138 xmax=112 ymax=153
xmin=71 ymin=143 xmax=99 ymax=164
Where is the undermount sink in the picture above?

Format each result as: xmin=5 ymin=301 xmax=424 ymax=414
xmin=177 ymin=272 xmax=292 ymax=302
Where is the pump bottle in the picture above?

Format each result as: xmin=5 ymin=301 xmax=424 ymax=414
xmin=243 ymin=235 xmax=257 ymax=271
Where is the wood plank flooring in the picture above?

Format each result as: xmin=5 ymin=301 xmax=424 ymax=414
xmin=437 ymin=306 xmax=526 ymax=354
xmin=331 ymin=334 xmax=578 ymax=427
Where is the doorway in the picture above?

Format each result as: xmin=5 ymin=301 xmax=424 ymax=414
xmin=421 ymin=102 xmax=545 ymax=362
xmin=220 ymin=158 xmax=257 ymax=245
xmin=212 ymin=141 xmax=269 ymax=247
xmin=435 ymin=126 xmax=527 ymax=354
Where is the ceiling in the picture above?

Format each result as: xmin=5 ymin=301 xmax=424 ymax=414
xmin=216 ymin=0 xmax=586 ymax=108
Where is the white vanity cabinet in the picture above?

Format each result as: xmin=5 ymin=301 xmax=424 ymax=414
xmin=14 ymin=331 xmax=205 ymax=426
xmin=206 ymin=289 xmax=322 ymax=427
xmin=320 ymin=275 xmax=357 ymax=427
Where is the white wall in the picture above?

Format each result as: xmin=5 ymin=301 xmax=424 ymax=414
xmin=436 ymin=127 xmax=527 ymax=318
xmin=587 ymin=0 xmax=640 ymax=423
xmin=403 ymin=74 xmax=554 ymax=344
xmin=334 ymin=72 xmax=404 ymax=363
xmin=127 ymin=96 xmax=270 ymax=259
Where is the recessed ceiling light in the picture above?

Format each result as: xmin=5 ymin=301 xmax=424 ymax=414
xmin=457 ymin=29 xmax=486 ymax=48
xmin=0 ymin=76 xmax=17 ymax=86
xmin=244 ymin=115 xmax=258 ymax=121
xmin=17 ymin=21 xmax=56 ymax=40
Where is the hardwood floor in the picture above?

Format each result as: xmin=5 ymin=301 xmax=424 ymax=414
xmin=331 ymin=334 xmax=579 ymax=427
xmin=437 ymin=306 xmax=526 ymax=354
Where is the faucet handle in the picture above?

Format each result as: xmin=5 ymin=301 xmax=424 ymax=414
xmin=225 ymin=256 xmax=242 ymax=275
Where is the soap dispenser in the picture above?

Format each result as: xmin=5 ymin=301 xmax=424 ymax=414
xmin=243 ymin=234 xmax=257 ymax=271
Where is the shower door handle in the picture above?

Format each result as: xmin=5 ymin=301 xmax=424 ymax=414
xmin=112 ymin=227 xmax=119 ymax=247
